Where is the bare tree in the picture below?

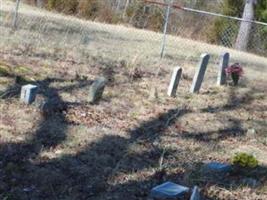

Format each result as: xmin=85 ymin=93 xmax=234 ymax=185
xmin=235 ymin=0 xmax=257 ymax=51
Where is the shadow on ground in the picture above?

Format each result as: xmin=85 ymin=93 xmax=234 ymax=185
xmin=0 ymin=73 xmax=266 ymax=199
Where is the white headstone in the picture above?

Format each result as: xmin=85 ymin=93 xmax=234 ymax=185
xmin=217 ymin=52 xmax=230 ymax=86
xmin=167 ymin=67 xmax=183 ymax=97
xmin=20 ymin=84 xmax=38 ymax=104
xmin=190 ymin=53 xmax=210 ymax=93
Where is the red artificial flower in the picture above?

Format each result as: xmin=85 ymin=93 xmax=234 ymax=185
xmin=225 ymin=63 xmax=244 ymax=76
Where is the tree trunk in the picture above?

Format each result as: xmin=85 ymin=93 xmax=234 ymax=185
xmin=235 ymin=0 xmax=256 ymax=51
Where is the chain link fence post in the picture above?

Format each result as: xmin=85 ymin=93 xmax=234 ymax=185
xmin=13 ymin=0 xmax=21 ymax=29
xmin=160 ymin=0 xmax=172 ymax=58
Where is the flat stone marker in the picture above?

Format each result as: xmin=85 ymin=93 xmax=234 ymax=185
xmin=150 ymin=181 xmax=189 ymax=199
xmin=20 ymin=84 xmax=38 ymax=104
xmin=190 ymin=53 xmax=210 ymax=93
xmin=204 ymin=162 xmax=232 ymax=174
xmin=217 ymin=52 xmax=230 ymax=86
xmin=167 ymin=67 xmax=182 ymax=97
xmin=190 ymin=186 xmax=201 ymax=200
xmin=88 ymin=77 xmax=107 ymax=103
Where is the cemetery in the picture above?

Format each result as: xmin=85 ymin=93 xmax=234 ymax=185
xmin=0 ymin=0 xmax=267 ymax=199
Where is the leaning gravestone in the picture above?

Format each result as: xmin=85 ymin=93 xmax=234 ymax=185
xmin=217 ymin=52 xmax=230 ymax=86
xmin=20 ymin=84 xmax=38 ymax=104
xmin=167 ymin=67 xmax=182 ymax=97
xmin=190 ymin=53 xmax=210 ymax=93
xmin=88 ymin=77 xmax=107 ymax=104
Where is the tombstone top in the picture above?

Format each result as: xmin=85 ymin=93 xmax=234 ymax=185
xmin=23 ymin=84 xmax=38 ymax=89
xmin=200 ymin=53 xmax=210 ymax=58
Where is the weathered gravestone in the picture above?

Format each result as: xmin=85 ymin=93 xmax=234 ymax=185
xmin=20 ymin=84 xmax=38 ymax=104
xmin=167 ymin=67 xmax=183 ymax=97
xmin=150 ymin=181 xmax=189 ymax=199
xmin=217 ymin=52 xmax=230 ymax=86
xmin=190 ymin=53 xmax=210 ymax=93
xmin=202 ymin=162 xmax=232 ymax=180
xmin=88 ymin=77 xmax=107 ymax=104
xmin=204 ymin=162 xmax=232 ymax=173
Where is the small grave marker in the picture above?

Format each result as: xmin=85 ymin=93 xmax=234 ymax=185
xmin=88 ymin=77 xmax=107 ymax=103
xmin=190 ymin=53 xmax=210 ymax=93
xmin=20 ymin=84 xmax=38 ymax=104
xmin=150 ymin=182 xmax=189 ymax=199
xmin=167 ymin=67 xmax=182 ymax=97
xmin=204 ymin=162 xmax=232 ymax=174
xmin=217 ymin=52 xmax=230 ymax=86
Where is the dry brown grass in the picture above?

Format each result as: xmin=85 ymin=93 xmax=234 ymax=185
xmin=0 ymin=0 xmax=267 ymax=199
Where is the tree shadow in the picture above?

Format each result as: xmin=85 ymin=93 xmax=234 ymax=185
xmin=0 ymin=75 xmax=93 ymax=162
xmin=1 ymin=73 xmax=266 ymax=199
xmin=201 ymin=87 xmax=256 ymax=113
xmin=183 ymin=86 xmax=265 ymax=142
xmin=0 ymin=94 xmax=190 ymax=199
xmin=180 ymin=116 xmax=245 ymax=142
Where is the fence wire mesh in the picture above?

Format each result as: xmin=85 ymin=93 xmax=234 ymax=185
xmin=0 ymin=0 xmax=267 ymax=70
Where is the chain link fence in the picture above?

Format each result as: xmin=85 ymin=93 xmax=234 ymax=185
xmin=142 ymin=0 xmax=267 ymax=57
xmin=0 ymin=0 xmax=267 ymax=69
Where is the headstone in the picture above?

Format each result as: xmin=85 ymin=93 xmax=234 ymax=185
xmin=217 ymin=52 xmax=230 ymax=86
xmin=204 ymin=162 xmax=232 ymax=174
xmin=88 ymin=77 xmax=107 ymax=103
xmin=190 ymin=186 xmax=201 ymax=200
xmin=190 ymin=53 xmax=210 ymax=93
xmin=150 ymin=182 xmax=189 ymax=199
xmin=20 ymin=84 xmax=38 ymax=104
xmin=167 ymin=67 xmax=182 ymax=97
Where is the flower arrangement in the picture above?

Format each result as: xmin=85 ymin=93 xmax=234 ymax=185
xmin=225 ymin=63 xmax=244 ymax=86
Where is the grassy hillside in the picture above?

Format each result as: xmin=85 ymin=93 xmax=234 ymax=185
xmin=0 ymin=0 xmax=267 ymax=199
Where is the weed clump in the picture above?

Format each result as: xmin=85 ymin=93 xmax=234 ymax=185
xmin=232 ymin=153 xmax=259 ymax=168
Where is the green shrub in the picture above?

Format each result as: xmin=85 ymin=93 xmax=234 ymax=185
xmin=256 ymin=0 xmax=267 ymax=22
xmin=232 ymin=153 xmax=259 ymax=168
